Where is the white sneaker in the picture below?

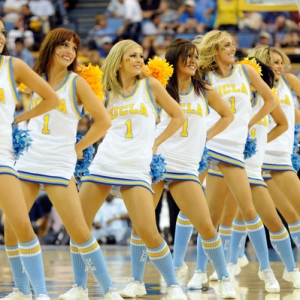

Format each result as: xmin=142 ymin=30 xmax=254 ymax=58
xmin=119 ymin=278 xmax=147 ymax=297
xmin=105 ymin=288 xmax=124 ymax=300
xmin=258 ymin=269 xmax=280 ymax=293
xmin=58 ymin=284 xmax=88 ymax=300
xmin=1 ymin=288 xmax=32 ymax=300
xmin=209 ymin=271 xmax=218 ymax=281
xmin=283 ymin=268 xmax=300 ymax=288
xmin=226 ymin=263 xmax=240 ymax=281
xmin=218 ymin=277 xmax=237 ymax=299
xmin=167 ymin=285 xmax=187 ymax=300
xmin=187 ymin=270 xmax=208 ymax=289
xmin=36 ymin=295 xmax=50 ymax=300
xmin=175 ymin=263 xmax=188 ymax=285
xmin=237 ymin=255 xmax=249 ymax=268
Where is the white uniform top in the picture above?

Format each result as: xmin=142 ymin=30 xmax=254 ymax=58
xmin=265 ymin=76 xmax=295 ymax=155
xmin=88 ymin=78 xmax=158 ymax=185
xmin=206 ymin=64 xmax=252 ymax=162
xmin=0 ymin=55 xmax=20 ymax=173
xmin=16 ymin=72 xmax=84 ymax=184
xmin=247 ymin=94 xmax=269 ymax=167
xmin=156 ymin=84 xmax=209 ymax=176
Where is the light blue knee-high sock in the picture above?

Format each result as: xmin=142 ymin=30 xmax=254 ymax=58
xmin=130 ymin=233 xmax=148 ymax=282
xmin=18 ymin=236 xmax=47 ymax=297
xmin=202 ymin=234 xmax=229 ymax=280
xmin=238 ymin=234 xmax=247 ymax=259
xmin=196 ymin=234 xmax=208 ymax=272
xmin=244 ymin=215 xmax=270 ymax=271
xmin=147 ymin=240 xmax=178 ymax=287
xmin=173 ymin=212 xmax=193 ymax=268
xmin=229 ymin=219 xmax=247 ymax=265
xmin=6 ymin=245 xmax=31 ymax=295
xmin=77 ymin=237 xmax=113 ymax=294
xmin=270 ymin=227 xmax=296 ymax=272
xmin=70 ymin=239 xmax=88 ymax=289
xmin=219 ymin=224 xmax=232 ymax=262
xmin=288 ymin=221 xmax=300 ymax=251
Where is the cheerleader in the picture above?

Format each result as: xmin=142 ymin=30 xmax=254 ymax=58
xmin=0 ymin=18 xmax=60 ymax=300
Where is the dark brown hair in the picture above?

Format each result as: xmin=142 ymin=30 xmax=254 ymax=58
xmin=33 ymin=28 xmax=80 ymax=75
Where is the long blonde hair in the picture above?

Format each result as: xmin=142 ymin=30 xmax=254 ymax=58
xmin=192 ymin=30 xmax=233 ymax=75
xmin=249 ymin=45 xmax=291 ymax=70
xmin=101 ymin=40 xmax=146 ymax=98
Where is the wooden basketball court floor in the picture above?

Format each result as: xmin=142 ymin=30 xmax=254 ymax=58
xmin=0 ymin=245 xmax=299 ymax=300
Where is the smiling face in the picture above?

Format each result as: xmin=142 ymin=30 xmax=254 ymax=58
xmin=54 ymin=38 xmax=77 ymax=67
xmin=120 ymin=46 xmax=144 ymax=77
xmin=215 ymin=35 xmax=236 ymax=65
xmin=270 ymin=51 xmax=283 ymax=80
xmin=0 ymin=20 xmax=6 ymax=54
xmin=177 ymin=48 xmax=199 ymax=77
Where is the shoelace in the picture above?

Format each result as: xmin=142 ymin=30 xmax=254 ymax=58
xmin=265 ymin=270 xmax=277 ymax=285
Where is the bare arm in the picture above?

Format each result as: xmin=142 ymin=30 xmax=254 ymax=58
xmin=246 ymin=64 xmax=277 ymax=129
xmin=148 ymin=77 xmax=186 ymax=153
xmin=75 ymin=76 xmax=112 ymax=157
xmin=13 ymin=58 xmax=60 ymax=124
xmin=267 ymin=103 xmax=288 ymax=143
xmin=206 ymin=85 xmax=234 ymax=141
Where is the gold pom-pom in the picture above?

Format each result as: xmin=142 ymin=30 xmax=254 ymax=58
xmin=76 ymin=63 xmax=105 ymax=101
xmin=143 ymin=56 xmax=173 ymax=87
xmin=235 ymin=57 xmax=262 ymax=76
xmin=19 ymin=83 xmax=27 ymax=92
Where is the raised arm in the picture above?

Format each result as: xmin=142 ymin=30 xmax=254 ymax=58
xmin=75 ymin=76 xmax=112 ymax=157
xmin=13 ymin=58 xmax=60 ymax=124
xmin=148 ymin=76 xmax=186 ymax=153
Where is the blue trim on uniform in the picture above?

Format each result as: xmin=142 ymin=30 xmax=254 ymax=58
xmin=0 ymin=165 xmax=19 ymax=178
xmin=8 ymin=57 xmax=21 ymax=104
xmin=145 ymin=77 xmax=160 ymax=117
xmin=262 ymin=163 xmax=295 ymax=172
xmin=207 ymin=169 xmax=224 ymax=178
xmin=55 ymin=71 xmax=71 ymax=92
xmin=281 ymin=75 xmax=291 ymax=90
xmin=70 ymin=74 xmax=84 ymax=119
xmin=208 ymin=149 xmax=245 ymax=168
xmin=81 ymin=173 xmax=154 ymax=194
xmin=18 ymin=170 xmax=70 ymax=186
xmin=248 ymin=177 xmax=267 ymax=187
xmin=163 ymin=172 xmax=200 ymax=183
xmin=241 ymin=64 xmax=250 ymax=86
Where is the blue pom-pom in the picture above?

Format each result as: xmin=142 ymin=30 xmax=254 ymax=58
xmin=293 ymin=124 xmax=300 ymax=151
xmin=291 ymin=153 xmax=300 ymax=172
xmin=12 ymin=126 xmax=32 ymax=159
xmin=244 ymin=134 xmax=257 ymax=159
xmin=74 ymin=135 xmax=95 ymax=177
xmin=198 ymin=146 xmax=211 ymax=174
xmin=150 ymin=154 xmax=167 ymax=183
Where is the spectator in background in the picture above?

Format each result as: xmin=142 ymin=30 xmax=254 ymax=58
xmin=140 ymin=0 xmax=160 ymax=19
xmin=3 ymin=0 xmax=27 ymax=31
xmin=177 ymin=0 xmax=205 ymax=34
xmin=195 ymin=0 xmax=216 ymax=31
xmin=106 ymin=0 xmax=124 ymax=18
xmin=86 ymin=14 xmax=116 ymax=50
xmin=214 ymin=0 xmax=241 ymax=32
xmin=12 ymin=37 xmax=34 ymax=67
xmin=238 ymin=11 xmax=263 ymax=33
xmin=117 ymin=0 xmax=142 ymax=43
xmin=6 ymin=17 xmax=34 ymax=51
xmin=92 ymin=195 xmax=131 ymax=245
xmin=157 ymin=0 xmax=179 ymax=34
